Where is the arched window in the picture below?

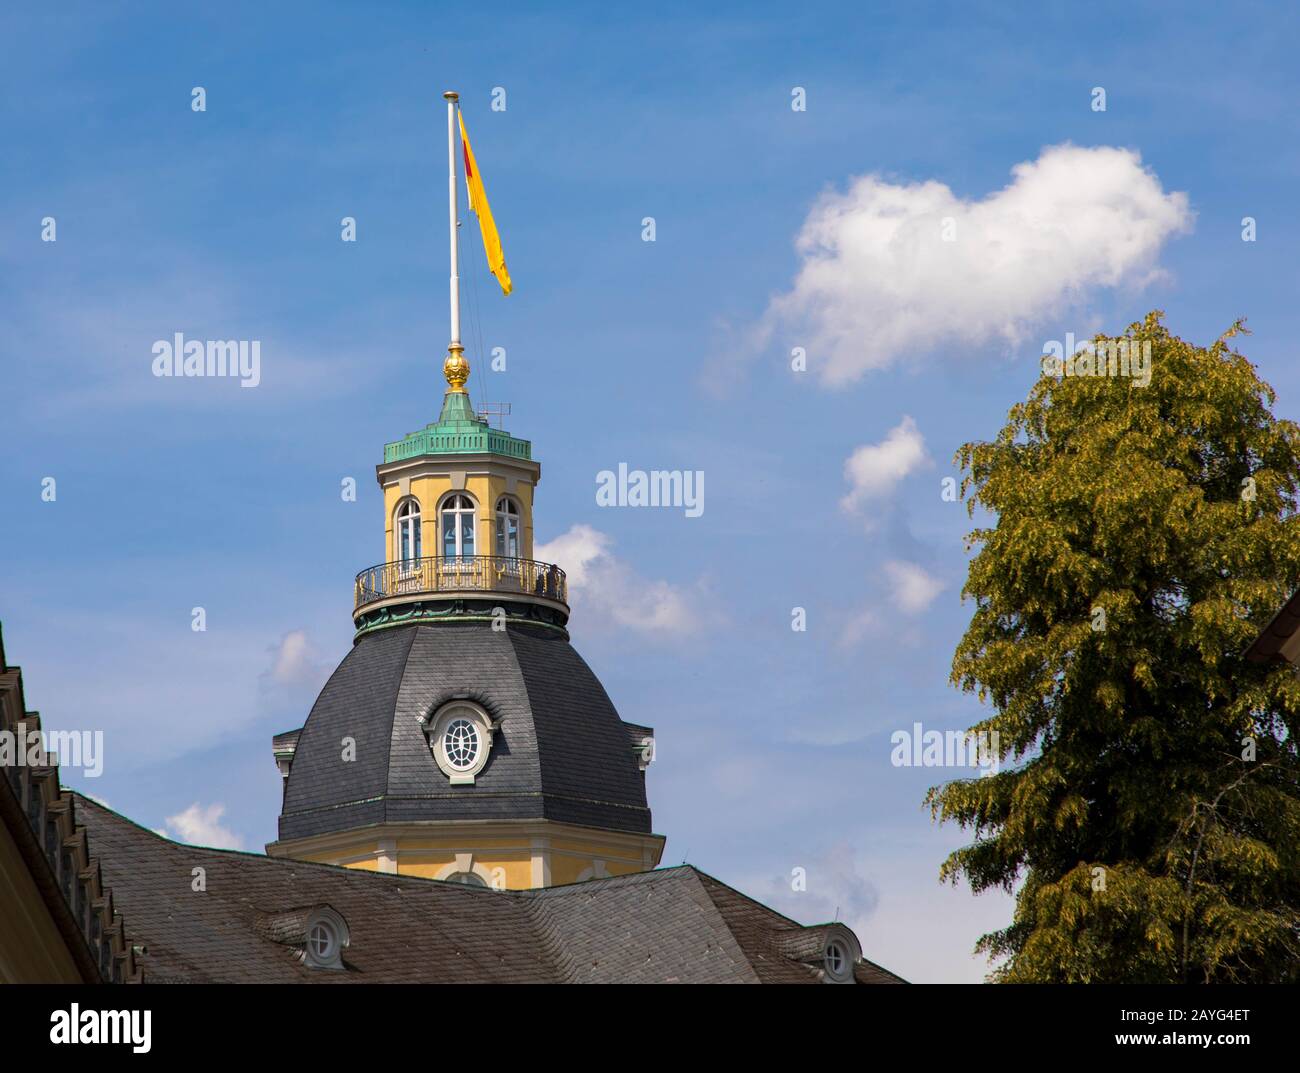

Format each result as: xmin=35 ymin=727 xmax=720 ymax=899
xmin=396 ymin=499 xmax=421 ymax=563
xmin=440 ymin=494 xmax=476 ymax=558
xmin=308 ymin=921 xmax=337 ymax=962
xmin=301 ymin=908 xmax=350 ymax=970
xmin=495 ymin=496 xmax=520 ymax=559
xmin=824 ymin=940 xmax=847 ymax=979
xmin=444 ymin=871 xmax=488 ymax=888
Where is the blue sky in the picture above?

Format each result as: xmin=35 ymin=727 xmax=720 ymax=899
xmin=4 ymin=2 xmax=1300 ymax=983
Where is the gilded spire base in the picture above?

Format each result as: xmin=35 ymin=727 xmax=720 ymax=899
xmin=443 ymin=344 xmax=470 ymax=393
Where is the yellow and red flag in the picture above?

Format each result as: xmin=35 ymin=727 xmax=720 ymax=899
xmin=458 ymin=111 xmax=512 ymax=295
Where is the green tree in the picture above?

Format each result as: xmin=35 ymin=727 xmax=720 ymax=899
xmin=929 ymin=312 xmax=1300 ymax=982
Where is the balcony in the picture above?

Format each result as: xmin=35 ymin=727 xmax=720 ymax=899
xmin=353 ymin=556 xmax=569 ymax=616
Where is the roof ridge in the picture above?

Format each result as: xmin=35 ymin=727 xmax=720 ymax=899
xmin=497 ymin=624 xmax=552 ymax=801
xmin=71 ymin=793 xmax=693 ymax=901
xmin=520 ymin=884 xmax=579 ymax=981
xmin=382 ymin=625 xmax=422 ymax=796
xmin=531 ymin=863 xmax=696 ymax=896
xmin=690 ymin=867 xmax=804 ymax=929
xmin=70 ymin=791 xmax=537 ymax=896
xmin=676 ymin=867 xmax=766 ymax=983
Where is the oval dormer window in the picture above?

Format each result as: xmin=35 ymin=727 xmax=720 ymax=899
xmin=425 ymin=702 xmax=494 ymax=785
xmin=443 ymin=718 xmax=479 ymax=770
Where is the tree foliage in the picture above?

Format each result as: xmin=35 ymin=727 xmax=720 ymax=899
xmin=929 ymin=312 xmax=1300 ymax=982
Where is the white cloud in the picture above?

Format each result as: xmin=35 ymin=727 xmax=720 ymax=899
xmin=764 ymin=143 xmax=1192 ymax=384
xmin=750 ymin=844 xmax=881 ymax=929
xmin=537 ymin=525 xmax=613 ymax=589
xmin=840 ymin=416 xmax=929 ymax=512
xmin=837 ymin=608 xmax=883 ymax=651
xmin=535 ymin=524 xmax=706 ymax=636
xmin=884 ymin=560 xmax=945 ymax=615
xmin=263 ymin=629 xmax=329 ymax=690
xmin=739 ymin=842 xmax=1013 ymax=982
xmin=162 ymin=802 xmax=244 ymax=850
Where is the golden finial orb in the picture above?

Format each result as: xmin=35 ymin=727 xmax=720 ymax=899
xmin=443 ymin=344 xmax=470 ymax=393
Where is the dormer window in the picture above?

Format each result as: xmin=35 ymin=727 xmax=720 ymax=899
xmin=396 ymin=498 xmax=422 ymax=563
xmin=824 ymin=938 xmax=849 ymax=981
xmin=302 ymin=908 xmax=349 ymax=970
xmin=772 ymin=923 xmax=861 ymax=983
xmin=440 ymin=494 xmax=476 ymax=558
xmin=495 ymin=496 xmax=520 ymax=558
xmin=257 ymin=905 xmax=351 ymax=971
xmin=424 ymin=701 xmax=495 ymax=784
xmin=308 ymin=921 xmax=337 ymax=963
xmin=443 ymin=718 xmax=480 ymax=770
xmin=821 ymin=929 xmax=860 ymax=983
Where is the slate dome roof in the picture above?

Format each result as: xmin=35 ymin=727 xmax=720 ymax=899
xmin=276 ymin=623 xmax=653 ymax=843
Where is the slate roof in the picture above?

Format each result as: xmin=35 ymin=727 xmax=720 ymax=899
xmin=73 ymin=794 xmax=903 ymax=984
xmin=78 ymin=794 xmax=554 ymax=983
xmin=277 ymin=623 xmax=654 ymax=842
xmin=3 ymin=621 xmax=906 ymax=985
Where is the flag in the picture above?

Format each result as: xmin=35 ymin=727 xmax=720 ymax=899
xmin=458 ymin=111 xmax=512 ymax=295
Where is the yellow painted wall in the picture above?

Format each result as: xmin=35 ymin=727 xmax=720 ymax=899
xmin=0 ymin=816 xmax=85 ymax=983
xmin=389 ymin=835 xmax=525 ymax=852
xmin=399 ymin=852 xmax=533 ymax=889
xmin=548 ymin=851 xmax=643 ymax=886
xmin=382 ymin=470 xmax=535 ymax=562
xmin=282 ymin=827 xmax=660 ymax=891
xmin=292 ymin=849 xmax=381 ymax=871
xmin=550 ymin=832 xmax=655 ymax=883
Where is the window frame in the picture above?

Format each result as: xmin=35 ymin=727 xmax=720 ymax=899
xmin=494 ymin=495 xmax=521 ymax=559
xmin=438 ymin=493 xmax=478 ymax=559
xmin=821 ymin=929 xmax=860 ymax=984
xmin=394 ymin=497 xmax=422 ymax=566
xmin=444 ymin=871 xmax=489 ymax=888
xmin=302 ymin=908 xmax=350 ymax=971
xmin=424 ymin=700 xmax=495 ymax=785
xmin=442 ymin=717 xmax=481 ymax=771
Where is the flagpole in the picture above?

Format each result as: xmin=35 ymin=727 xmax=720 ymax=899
xmin=442 ymin=90 xmax=467 ymax=392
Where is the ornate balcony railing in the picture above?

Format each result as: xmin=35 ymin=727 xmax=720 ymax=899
xmin=353 ymin=556 xmax=568 ymax=613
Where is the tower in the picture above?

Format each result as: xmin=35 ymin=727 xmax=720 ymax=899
xmin=265 ymin=93 xmax=664 ymax=888
xmin=266 ymin=356 xmax=663 ymax=887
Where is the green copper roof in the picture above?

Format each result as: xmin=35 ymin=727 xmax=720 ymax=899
xmin=384 ymin=390 xmax=532 ymax=463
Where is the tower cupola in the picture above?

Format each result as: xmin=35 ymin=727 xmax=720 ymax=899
xmin=352 ymin=355 xmax=569 ymax=640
